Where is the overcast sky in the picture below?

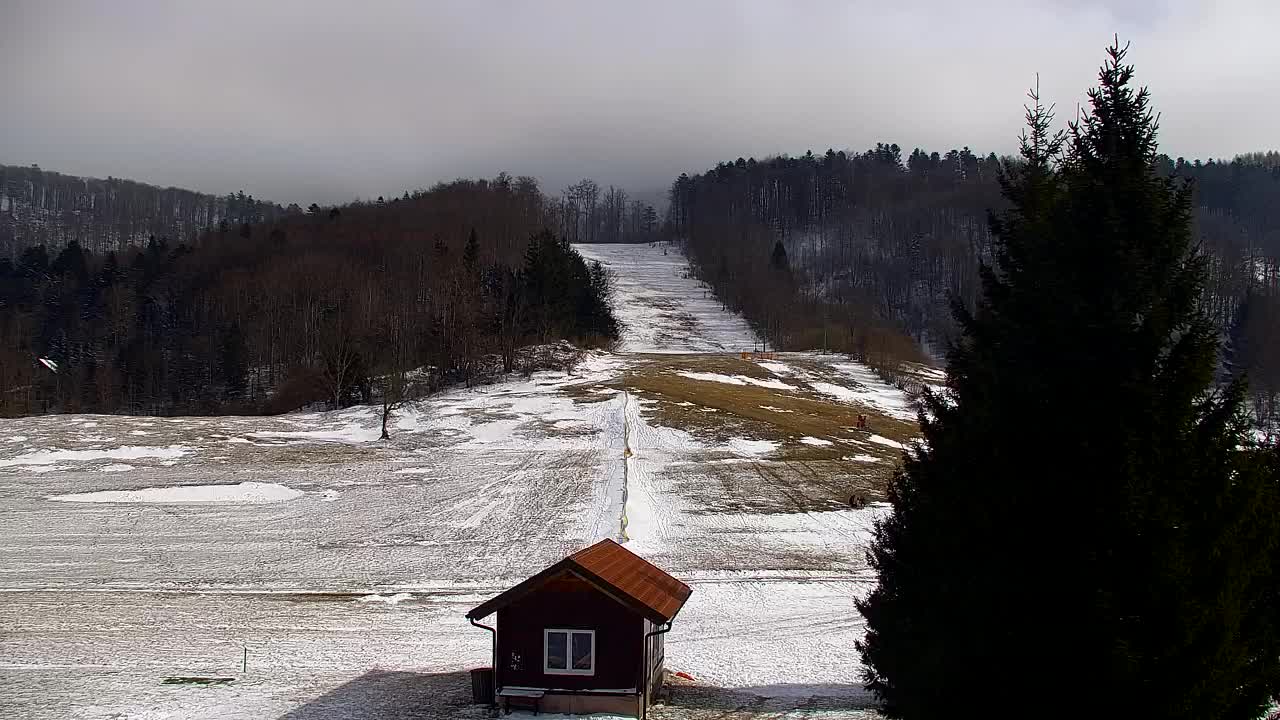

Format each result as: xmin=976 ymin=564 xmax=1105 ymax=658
xmin=3 ymin=0 xmax=1276 ymax=206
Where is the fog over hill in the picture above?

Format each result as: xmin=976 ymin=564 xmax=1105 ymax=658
xmin=3 ymin=1 xmax=1278 ymax=205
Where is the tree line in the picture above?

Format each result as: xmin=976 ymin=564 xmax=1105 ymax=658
xmin=0 ymin=174 xmax=618 ymax=417
xmin=555 ymin=178 xmax=660 ymax=245
xmin=0 ymin=163 xmax=663 ymax=258
xmin=666 ymin=133 xmax=1280 ymax=422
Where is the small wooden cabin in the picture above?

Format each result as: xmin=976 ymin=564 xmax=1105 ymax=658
xmin=466 ymin=538 xmax=692 ymax=717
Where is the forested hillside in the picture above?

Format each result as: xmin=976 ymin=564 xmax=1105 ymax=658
xmin=0 ymin=175 xmax=618 ymax=416
xmin=667 ymin=148 xmax=1280 ymax=423
xmin=0 ymin=164 xmax=662 ymax=257
xmin=0 ymin=164 xmax=293 ymax=255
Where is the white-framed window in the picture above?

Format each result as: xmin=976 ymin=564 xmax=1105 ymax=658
xmin=543 ymin=628 xmax=595 ymax=675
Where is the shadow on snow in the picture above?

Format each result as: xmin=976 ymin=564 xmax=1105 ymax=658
xmin=278 ymin=669 xmax=475 ymax=720
xmin=278 ymin=669 xmax=877 ymax=719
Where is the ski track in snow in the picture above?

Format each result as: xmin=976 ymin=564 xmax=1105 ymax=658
xmin=0 ymin=242 xmax=916 ymax=719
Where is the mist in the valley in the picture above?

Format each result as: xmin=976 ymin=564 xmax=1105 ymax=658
xmin=2 ymin=0 xmax=1276 ymax=204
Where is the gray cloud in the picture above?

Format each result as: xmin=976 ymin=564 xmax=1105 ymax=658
xmin=3 ymin=0 xmax=1275 ymax=205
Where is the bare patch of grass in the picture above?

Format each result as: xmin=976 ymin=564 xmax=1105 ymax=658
xmin=623 ymin=354 xmax=917 ymax=458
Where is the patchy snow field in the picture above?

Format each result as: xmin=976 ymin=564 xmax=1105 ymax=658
xmin=0 ymin=243 xmax=921 ymax=719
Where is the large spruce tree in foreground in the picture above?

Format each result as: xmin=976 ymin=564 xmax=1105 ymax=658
xmin=857 ymin=42 xmax=1280 ymax=719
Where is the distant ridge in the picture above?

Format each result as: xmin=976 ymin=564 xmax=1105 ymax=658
xmin=0 ymin=163 xmax=291 ymax=256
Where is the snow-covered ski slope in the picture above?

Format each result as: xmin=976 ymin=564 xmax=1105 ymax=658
xmin=0 ymin=242 xmax=925 ymax=719
xmin=575 ymin=243 xmax=763 ymax=353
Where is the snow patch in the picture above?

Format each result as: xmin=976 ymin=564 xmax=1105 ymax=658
xmin=756 ymin=361 xmax=793 ymax=376
xmin=464 ymin=419 xmax=522 ymax=445
xmin=49 ymin=481 xmax=304 ymax=504
xmin=677 ymin=371 xmax=794 ymax=390
xmin=358 ymin=592 xmax=413 ymax=605
xmin=811 ymin=360 xmax=919 ymax=421
xmin=724 ymin=438 xmax=779 ymax=456
xmin=799 ymin=437 xmax=833 ymax=447
xmin=809 ymin=381 xmax=862 ymax=404
xmin=0 ymin=445 xmax=189 ymax=468
xmin=572 ymin=351 xmax=627 ymax=381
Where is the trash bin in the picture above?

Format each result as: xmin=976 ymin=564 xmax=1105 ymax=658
xmin=470 ymin=667 xmax=494 ymax=704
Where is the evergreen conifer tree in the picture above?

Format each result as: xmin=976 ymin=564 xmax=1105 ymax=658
xmin=770 ymin=239 xmax=789 ymax=272
xmin=857 ymin=41 xmax=1280 ymax=720
xmin=464 ymin=228 xmax=480 ymax=274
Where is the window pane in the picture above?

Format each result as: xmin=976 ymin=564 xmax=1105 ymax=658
xmin=572 ymin=632 xmax=593 ymax=670
xmin=546 ymin=632 xmax=567 ymax=669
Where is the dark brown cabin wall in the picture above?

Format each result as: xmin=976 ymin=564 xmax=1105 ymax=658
xmin=643 ymin=618 xmax=666 ymax=701
xmin=496 ymin=573 xmax=642 ymax=691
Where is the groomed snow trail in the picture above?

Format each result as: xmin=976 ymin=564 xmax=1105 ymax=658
xmin=0 ymin=242 xmax=914 ymax=719
xmin=574 ymin=243 xmax=763 ymax=353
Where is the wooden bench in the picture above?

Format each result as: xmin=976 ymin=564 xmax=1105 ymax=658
xmin=498 ymin=687 xmax=545 ymax=715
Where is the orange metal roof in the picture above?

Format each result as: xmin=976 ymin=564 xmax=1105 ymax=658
xmin=466 ymin=539 xmax=692 ymax=624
